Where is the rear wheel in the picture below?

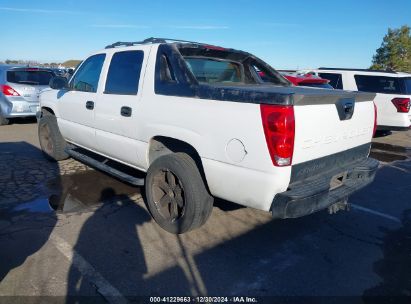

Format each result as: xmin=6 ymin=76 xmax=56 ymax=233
xmin=0 ymin=111 xmax=9 ymax=126
xmin=145 ymin=153 xmax=213 ymax=234
xmin=38 ymin=113 xmax=69 ymax=161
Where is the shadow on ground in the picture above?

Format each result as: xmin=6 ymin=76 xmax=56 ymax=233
xmin=363 ymin=209 xmax=411 ymax=302
xmin=373 ymin=130 xmax=392 ymax=138
xmin=6 ymin=117 xmax=37 ymax=125
xmin=1 ymin=141 xmax=411 ymax=301
xmin=0 ymin=142 xmax=59 ymax=281
xmin=59 ymin=158 xmax=411 ymax=300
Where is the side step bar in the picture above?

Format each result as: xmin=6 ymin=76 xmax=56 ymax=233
xmin=66 ymin=148 xmax=145 ymax=186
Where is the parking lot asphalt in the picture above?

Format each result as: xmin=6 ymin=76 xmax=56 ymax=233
xmin=0 ymin=120 xmax=410 ymax=302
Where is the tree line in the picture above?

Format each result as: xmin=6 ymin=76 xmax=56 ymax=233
xmin=371 ymin=25 xmax=410 ymax=72
xmin=0 ymin=59 xmax=80 ymax=68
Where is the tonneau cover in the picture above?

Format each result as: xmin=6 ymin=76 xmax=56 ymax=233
xmin=196 ymin=84 xmax=376 ymax=105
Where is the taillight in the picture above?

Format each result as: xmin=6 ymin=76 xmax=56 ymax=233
xmin=1 ymin=84 xmax=20 ymax=96
xmin=391 ymin=97 xmax=410 ymax=113
xmin=260 ymin=104 xmax=295 ymax=166
xmin=373 ymin=102 xmax=378 ymax=136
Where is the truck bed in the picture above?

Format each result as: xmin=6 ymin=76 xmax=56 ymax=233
xmin=195 ymin=84 xmax=376 ymax=106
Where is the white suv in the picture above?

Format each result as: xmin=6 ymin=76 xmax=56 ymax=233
xmin=314 ymin=68 xmax=411 ymax=131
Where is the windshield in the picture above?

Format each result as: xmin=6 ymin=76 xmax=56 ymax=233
xmin=7 ymin=70 xmax=54 ymax=86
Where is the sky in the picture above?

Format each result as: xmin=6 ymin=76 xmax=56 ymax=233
xmin=0 ymin=0 xmax=410 ymax=69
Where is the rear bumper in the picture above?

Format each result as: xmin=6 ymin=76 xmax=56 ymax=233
xmin=6 ymin=111 xmax=38 ymax=118
xmin=0 ymin=98 xmax=39 ymax=118
xmin=271 ymin=157 xmax=379 ymax=219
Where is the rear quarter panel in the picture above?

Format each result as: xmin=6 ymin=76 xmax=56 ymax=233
xmin=136 ymin=45 xmax=292 ymax=209
xmin=136 ymin=93 xmax=292 ymax=210
xmin=372 ymin=93 xmax=410 ymax=127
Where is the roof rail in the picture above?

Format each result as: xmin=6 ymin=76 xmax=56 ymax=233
xmin=105 ymin=37 xmax=210 ymax=49
xmin=318 ymin=67 xmax=397 ymax=74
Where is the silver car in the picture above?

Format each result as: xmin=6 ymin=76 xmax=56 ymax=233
xmin=0 ymin=65 xmax=54 ymax=125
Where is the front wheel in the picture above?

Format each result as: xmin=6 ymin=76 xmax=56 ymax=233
xmin=38 ymin=113 xmax=69 ymax=161
xmin=145 ymin=153 xmax=214 ymax=234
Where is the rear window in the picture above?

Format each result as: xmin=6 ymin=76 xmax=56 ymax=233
xmin=318 ymin=73 xmax=343 ymax=89
xmin=178 ymin=46 xmax=289 ymax=86
xmin=354 ymin=75 xmax=405 ymax=94
xmin=7 ymin=70 xmax=54 ymax=86
xmin=185 ymin=58 xmax=242 ymax=84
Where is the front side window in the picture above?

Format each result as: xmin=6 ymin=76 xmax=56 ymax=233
xmin=354 ymin=75 xmax=402 ymax=94
xmin=105 ymin=50 xmax=144 ymax=95
xmin=71 ymin=54 xmax=105 ymax=93
xmin=318 ymin=73 xmax=343 ymax=89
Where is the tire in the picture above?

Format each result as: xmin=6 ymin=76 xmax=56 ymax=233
xmin=145 ymin=152 xmax=214 ymax=234
xmin=38 ymin=113 xmax=69 ymax=161
xmin=0 ymin=111 xmax=9 ymax=126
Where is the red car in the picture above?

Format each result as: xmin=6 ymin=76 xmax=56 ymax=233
xmin=281 ymin=72 xmax=333 ymax=89
xmin=259 ymin=71 xmax=333 ymax=89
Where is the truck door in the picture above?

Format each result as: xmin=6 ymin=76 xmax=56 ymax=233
xmin=94 ymin=46 xmax=150 ymax=168
xmin=57 ymin=54 xmax=106 ymax=150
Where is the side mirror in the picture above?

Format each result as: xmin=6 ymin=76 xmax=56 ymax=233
xmin=50 ymin=76 xmax=69 ymax=90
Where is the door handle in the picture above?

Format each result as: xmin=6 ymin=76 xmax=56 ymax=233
xmin=121 ymin=106 xmax=132 ymax=117
xmin=86 ymin=101 xmax=94 ymax=110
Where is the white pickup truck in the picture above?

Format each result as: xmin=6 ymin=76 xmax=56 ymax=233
xmin=38 ymin=38 xmax=379 ymax=233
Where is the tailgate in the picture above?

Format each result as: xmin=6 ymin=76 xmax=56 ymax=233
xmin=292 ymin=91 xmax=376 ymax=165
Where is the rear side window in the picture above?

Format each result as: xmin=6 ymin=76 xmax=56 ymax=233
xmin=71 ymin=54 xmax=105 ymax=93
xmin=318 ymin=73 xmax=343 ymax=89
xmin=185 ymin=58 xmax=243 ymax=84
xmin=7 ymin=70 xmax=54 ymax=86
xmin=354 ymin=75 xmax=403 ymax=94
xmin=105 ymin=51 xmax=144 ymax=95
xmin=404 ymin=78 xmax=411 ymax=94
xmin=159 ymin=55 xmax=176 ymax=83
